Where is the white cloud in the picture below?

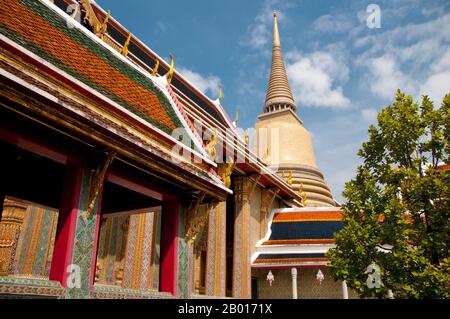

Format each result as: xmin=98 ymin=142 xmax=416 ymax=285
xmin=361 ymin=108 xmax=378 ymax=122
xmin=285 ymin=51 xmax=351 ymax=108
xmin=155 ymin=21 xmax=170 ymax=35
xmin=366 ymin=54 xmax=416 ymax=99
xmin=420 ymin=71 xmax=450 ymax=104
xmin=354 ymin=11 xmax=450 ymax=103
xmin=431 ymin=48 xmax=450 ymax=71
xmin=241 ymin=0 xmax=289 ymax=49
xmin=177 ymin=67 xmax=221 ymax=97
xmin=247 ymin=23 xmax=269 ymax=48
xmin=312 ymin=14 xmax=354 ymax=34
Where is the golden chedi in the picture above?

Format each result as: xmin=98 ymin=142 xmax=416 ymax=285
xmin=256 ymin=13 xmax=335 ymax=207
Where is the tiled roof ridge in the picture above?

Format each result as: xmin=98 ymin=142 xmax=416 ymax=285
xmin=4 ymin=0 xmax=183 ymax=134
xmin=166 ymin=84 xmax=205 ymax=148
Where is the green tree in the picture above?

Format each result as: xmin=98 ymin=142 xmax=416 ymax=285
xmin=328 ymin=90 xmax=450 ymax=299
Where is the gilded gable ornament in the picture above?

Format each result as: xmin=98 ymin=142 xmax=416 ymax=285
xmin=166 ymin=54 xmax=175 ymax=85
xmin=297 ymin=183 xmax=307 ymax=206
xmin=151 ymin=59 xmax=160 ymax=76
xmin=287 ymin=170 xmax=293 ymax=186
xmin=222 ymin=158 xmax=235 ymax=188
xmin=120 ymin=33 xmax=132 ymax=57
xmin=205 ymin=129 xmax=218 ymax=158
xmin=98 ymin=10 xmax=110 ymax=40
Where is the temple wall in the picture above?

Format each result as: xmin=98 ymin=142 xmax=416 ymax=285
xmin=0 ymin=199 xmax=58 ymax=279
xmin=12 ymin=204 xmax=58 ymax=278
xmin=253 ymin=268 xmax=359 ymax=299
xmin=250 ymin=185 xmax=262 ymax=257
xmin=95 ymin=212 xmax=160 ymax=291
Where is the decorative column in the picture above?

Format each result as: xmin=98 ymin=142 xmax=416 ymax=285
xmin=342 ymin=280 xmax=349 ymax=299
xmin=175 ymin=204 xmax=190 ymax=299
xmin=205 ymin=201 xmax=226 ymax=297
xmin=50 ymin=154 xmax=111 ymax=298
xmin=260 ymin=188 xmax=278 ymax=237
xmin=233 ymin=176 xmax=257 ymax=299
xmin=0 ymin=199 xmax=26 ymax=275
xmin=159 ymin=195 xmax=179 ymax=296
xmin=291 ymin=268 xmax=298 ymax=299
xmin=49 ymin=159 xmax=84 ymax=287
xmin=182 ymin=193 xmax=207 ymax=297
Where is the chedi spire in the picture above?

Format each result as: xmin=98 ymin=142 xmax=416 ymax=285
xmin=264 ymin=12 xmax=296 ymax=114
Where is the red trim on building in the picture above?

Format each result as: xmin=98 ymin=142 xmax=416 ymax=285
xmin=49 ymin=158 xmax=83 ymax=287
xmin=159 ymin=195 xmax=179 ymax=296
xmin=0 ymin=127 xmax=68 ymax=164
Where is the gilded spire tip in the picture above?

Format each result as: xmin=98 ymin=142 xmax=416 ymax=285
xmin=263 ymin=9 xmax=296 ymax=113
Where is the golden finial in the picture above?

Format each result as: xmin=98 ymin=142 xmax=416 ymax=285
xmin=99 ymin=10 xmax=110 ymax=39
xmin=234 ymin=111 xmax=239 ymax=124
xmin=206 ymin=129 xmax=218 ymax=158
xmin=167 ymin=54 xmax=175 ymax=85
xmin=297 ymin=183 xmax=307 ymax=206
xmin=287 ymin=170 xmax=293 ymax=186
xmin=121 ymin=33 xmax=132 ymax=57
xmin=218 ymin=85 xmax=223 ymax=101
xmin=244 ymin=129 xmax=249 ymax=145
xmin=222 ymin=158 xmax=235 ymax=188
xmin=151 ymin=59 xmax=160 ymax=76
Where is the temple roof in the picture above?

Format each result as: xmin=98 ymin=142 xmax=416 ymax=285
xmin=264 ymin=13 xmax=296 ymax=114
xmin=0 ymin=0 xmax=309 ymax=204
xmin=1 ymin=0 xmax=185 ymax=136
xmin=252 ymin=207 xmax=343 ymax=268
xmin=0 ymin=0 xmax=232 ymax=198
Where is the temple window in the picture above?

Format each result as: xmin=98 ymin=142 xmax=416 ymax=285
xmin=93 ymin=180 xmax=162 ymax=291
xmin=0 ymin=141 xmax=64 ymax=280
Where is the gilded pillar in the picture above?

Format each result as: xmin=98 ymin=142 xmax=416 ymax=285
xmin=232 ymin=176 xmax=257 ymax=298
xmin=260 ymin=188 xmax=278 ymax=237
xmin=205 ymin=201 xmax=226 ymax=297
xmin=0 ymin=199 xmax=26 ymax=275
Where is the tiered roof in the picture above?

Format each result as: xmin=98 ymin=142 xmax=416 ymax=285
xmin=0 ymin=0 xmax=305 ymax=203
xmin=0 ymin=0 xmax=229 ymax=198
xmin=252 ymin=207 xmax=343 ymax=268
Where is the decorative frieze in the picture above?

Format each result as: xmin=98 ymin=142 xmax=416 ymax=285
xmin=0 ymin=199 xmax=26 ymax=275
xmin=232 ymin=176 xmax=259 ymax=298
xmin=205 ymin=201 xmax=226 ymax=297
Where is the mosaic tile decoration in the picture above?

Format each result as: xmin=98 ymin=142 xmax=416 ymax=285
xmin=177 ymin=206 xmax=190 ymax=299
xmin=66 ymin=164 xmax=100 ymax=299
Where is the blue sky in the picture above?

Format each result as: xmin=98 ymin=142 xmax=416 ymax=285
xmin=97 ymin=0 xmax=450 ymax=202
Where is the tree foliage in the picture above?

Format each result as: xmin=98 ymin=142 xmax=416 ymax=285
xmin=328 ymin=90 xmax=450 ymax=299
